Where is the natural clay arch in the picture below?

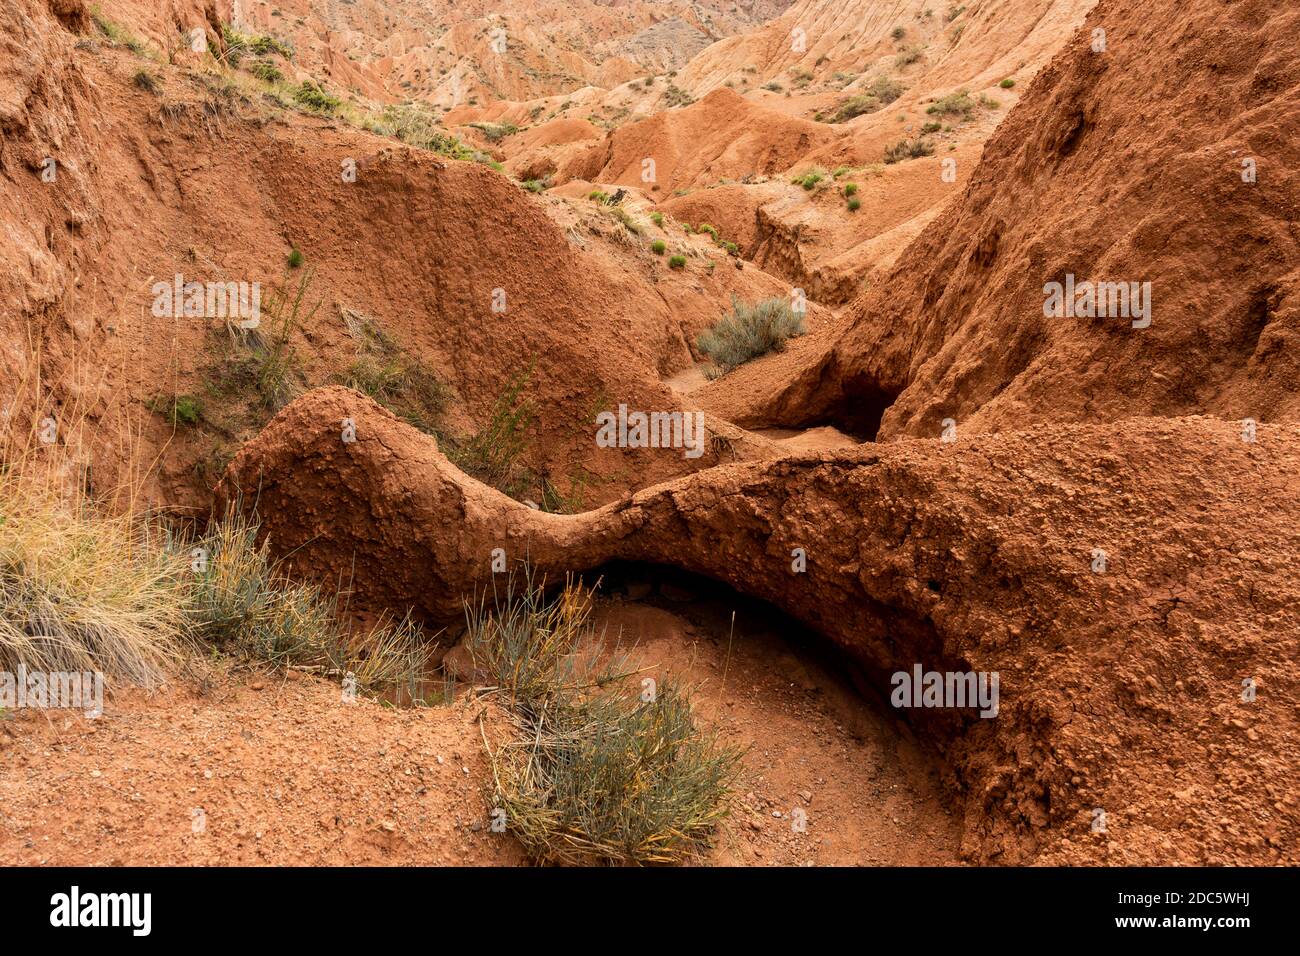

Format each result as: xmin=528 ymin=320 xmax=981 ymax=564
xmin=218 ymin=387 xmax=1300 ymax=863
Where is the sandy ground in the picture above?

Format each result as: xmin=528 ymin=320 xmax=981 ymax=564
xmin=0 ymin=579 xmax=960 ymax=866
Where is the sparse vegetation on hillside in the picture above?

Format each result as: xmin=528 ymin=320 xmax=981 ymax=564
xmin=244 ymin=269 xmax=317 ymax=412
xmin=697 ymin=296 xmax=806 ymax=378
xmin=663 ymin=84 xmax=694 ymax=108
xmin=829 ymin=76 xmax=905 ymax=122
xmin=146 ymin=393 xmax=203 ymax=427
xmin=447 ymin=366 xmax=538 ymax=503
xmin=219 ymin=24 xmax=293 ymax=67
xmin=895 ymin=45 xmax=924 ymax=68
xmin=132 ymin=70 xmax=159 ymax=94
xmin=337 ymin=309 xmax=450 ymax=437
xmin=250 ymin=60 xmax=283 ymax=84
xmin=90 ymin=7 xmax=147 ymax=56
xmin=468 ymin=121 xmax=518 ymax=142
xmin=367 ymin=103 xmax=480 ymax=162
xmin=792 ymin=168 xmax=825 ymax=190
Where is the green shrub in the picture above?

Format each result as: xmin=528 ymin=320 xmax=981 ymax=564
xmin=447 ymin=366 xmax=538 ymax=501
xmin=668 ymin=254 xmax=686 ymax=269
xmin=147 ymin=393 xmax=202 ymax=427
xmin=650 ymin=211 xmax=664 ymax=227
xmin=697 ymin=296 xmax=806 ymax=377
xmin=926 ymin=90 xmax=975 ymax=119
xmin=370 ymin=103 xmax=477 ymax=162
xmin=469 ymin=121 xmax=518 ymax=142
xmin=221 ymin=24 xmax=293 ymax=67
xmin=287 ymin=247 xmax=304 ymax=268
xmin=337 ymin=311 xmax=449 ymax=436
xmin=892 ymin=26 xmax=906 ymax=40
xmin=91 ymin=9 xmax=147 ymax=55
xmin=999 ymin=78 xmax=1016 ymax=89
xmin=472 ymin=575 xmax=740 ymax=865
xmin=664 ymin=84 xmax=694 ymax=108
xmin=843 ymin=182 xmax=858 ymax=197
xmin=793 ymin=169 xmax=825 ymax=190
xmin=251 ymin=60 xmax=283 ymax=84
xmin=847 ymin=196 xmax=862 ymax=211
xmin=651 ymin=239 xmax=666 ymax=254
xmin=241 ymin=269 xmax=317 ymax=412
xmin=883 ymin=138 xmax=935 ymax=163
xmin=291 ymin=80 xmax=340 ymax=114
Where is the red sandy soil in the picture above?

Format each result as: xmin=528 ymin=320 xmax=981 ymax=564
xmin=0 ymin=590 xmax=960 ymax=866
xmin=3 ymin=0 xmax=1299 ymax=869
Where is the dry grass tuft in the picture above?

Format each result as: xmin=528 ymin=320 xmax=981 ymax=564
xmin=0 ymin=469 xmax=187 ymax=686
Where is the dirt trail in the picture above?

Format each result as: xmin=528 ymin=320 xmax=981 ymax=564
xmin=588 ymin=574 xmax=961 ymax=865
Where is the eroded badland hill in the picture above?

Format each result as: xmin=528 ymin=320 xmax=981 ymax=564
xmin=1 ymin=0 xmax=1297 ymax=867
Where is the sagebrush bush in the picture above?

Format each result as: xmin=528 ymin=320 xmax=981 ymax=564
xmin=447 ymin=366 xmax=537 ymax=501
xmin=926 ymin=90 xmax=975 ymax=119
xmin=884 ymin=138 xmax=936 ymax=163
xmin=697 ymin=296 xmax=806 ymax=377
xmin=471 ymin=574 xmax=740 ymax=864
xmin=133 ymin=70 xmax=159 ymax=94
